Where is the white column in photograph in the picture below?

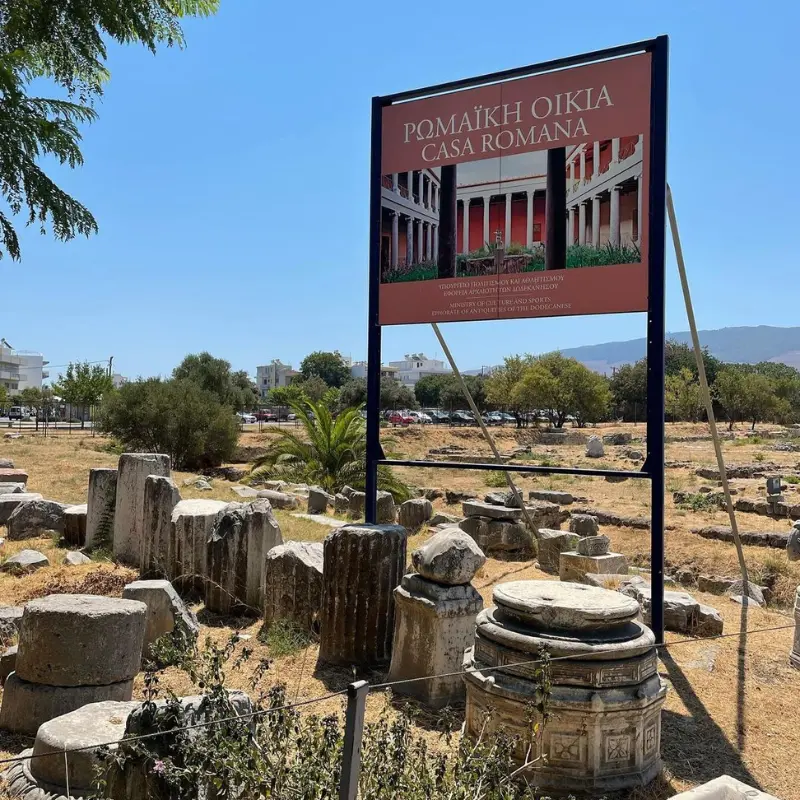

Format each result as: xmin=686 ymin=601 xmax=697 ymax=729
xmin=579 ymin=150 xmax=586 ymax=183
xmin=406 ymin=217 xmax=414 ymax=264
xmin=611 ymin=137 xmax=620 ymax=163
xmin=568 ymin=160 xmax=575 ymax=186
xmin=568 ymin=206 xmax=575 ymax=245
xmin=578 ymin=202 xmax=587 ymax=246
xmin=504 ymin=193 xmax=512 ymax=246
xmin=526 ymin=190 xmax=534 ymax=246
xmin=392 ymin=173 xmax=399 ymax=192
xmin=432 ymin=184 xmax=437 ymax=212
xmin=592 ymin=195 xmax=601 ymax=248
xmin=636 ymin=174 xmax=643 ymax=246
xmin=637 ymin=133 xmax=644 ymax=153
xmin=417 ymin=219 xmax=425 ymax=261
xmin=426 ymin=176 xmax=432 ymax=208
xmin=593 ymin=141 xmax=600 ymax=178
xmin=433 ymin=224 xmax=438 ymax=256
xmin=609 ymin=187 xmax=621 ymax=246
xmin=419 ymin=172 xmax=425 ymax=204
xmin=482 ymin=196 xmax=490 ymax=246
xmin=426 ymin=220 xmax=432 ymax=257
xmin=407 ymin=171 xmax=413 ymax=198
xmin=463 ymin=199 xmax=471 ymax=253
xmin=391 ymin=212 xmax=399 ymax=267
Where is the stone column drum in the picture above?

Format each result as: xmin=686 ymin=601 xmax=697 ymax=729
xmin=140 ymin=475 xmax=181 ymax=578
xmin=169 ymin=499 xmax=228 ymax=592
xmin=790 ymin=586 xmax=800 ymax=670
xmin=319 ymin=524 xmax=407 ymax=667
xmin=113 ymin=454 xmax=171 ymax=566
xmin=0 ymin=595 xmax=147 ymax=735
xmin=205 ymin=500 xmax=283 ymax=615
xmin=263 ymin=541 xmax=324 ymax=632
xmin=85 ymin=467 xmax=118 ymax=550
xmin=388 ymin=528 xmax=485 ymax=708
xmin=464 ymin=581 xmax=667 ymax=794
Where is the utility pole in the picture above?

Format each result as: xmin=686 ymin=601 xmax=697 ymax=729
xmin=108 ymin=356 xmax=113 ymax=379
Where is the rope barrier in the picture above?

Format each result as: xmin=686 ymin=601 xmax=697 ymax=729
xmin=0 ymin=620 xmax=794 ymax=770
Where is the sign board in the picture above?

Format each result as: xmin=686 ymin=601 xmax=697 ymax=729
xmin=376 ymin=52 xmax=654 ymax=325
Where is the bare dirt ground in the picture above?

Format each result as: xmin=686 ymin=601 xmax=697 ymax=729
xmin=0 ymin=423 xmax=799 ymax=799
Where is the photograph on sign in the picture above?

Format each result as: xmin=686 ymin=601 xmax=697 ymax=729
xmin=377 ymin=53 xmax=651 ymax=325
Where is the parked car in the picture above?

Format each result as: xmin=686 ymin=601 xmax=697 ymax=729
xmin=255 ymin=410 xmax=277 ymax=422
xmin=387 ymin=410 xmax=413 ymax=426
xmin=8 ymin=407 xmax=23 ymax=420
xmin=483 ymin=411 xmax=504 ymax=425
xmin=450 ymin=410 xmax=474 ymax=426
xmin=428 ymin=410 xmax=451 ymax=424
xmin=500 ymin=412 xmax=517 ymax=425
xmin=237 ymin=412 xmax=257 ymax=424
xmin=408 ymin=411 xmax=432 ymax=424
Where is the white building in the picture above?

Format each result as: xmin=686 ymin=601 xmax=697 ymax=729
xmin=388 ymin=354 xmax=451 ymax=388
xmin=256 ymin=360 xmax=300 ymax=399
xmin=111 ymin=373 xmax=128 ymax=389
xmin=0 ymin=340 xmax=48 ymax=397
xmin=350 ymin=361 xmax=400 ymax=382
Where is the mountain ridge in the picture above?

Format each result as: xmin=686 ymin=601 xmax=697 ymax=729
xmin=555 ymin=325 xmax=800 ymax=374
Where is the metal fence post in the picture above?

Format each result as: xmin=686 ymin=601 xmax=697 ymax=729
xmin=339 ymin=680 xmax=369 ymax=800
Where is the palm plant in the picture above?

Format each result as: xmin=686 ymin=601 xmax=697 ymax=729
xmin=246 ymin=399 xmax=411 ymax=501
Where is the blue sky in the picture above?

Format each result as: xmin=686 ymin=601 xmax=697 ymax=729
xmin=4 ymin=1 xmax=799 ymax=381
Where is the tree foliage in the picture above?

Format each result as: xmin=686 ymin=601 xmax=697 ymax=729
xmin=53 ymin=361 xmax=112 ymax=427
xmin=299 ymin=351 xmax=351 ymax=389
xmin=380 ymin=377 xmax=417 ymax=411
xmin=173 ymin=353 xmax=257 ymax=411
xmin=0 ymin=0 xmax=218 ymax=260
xmin=665 ymin=367 xmax=702 ymax=422
xmin=247 ymin=398 xmax=410 ymax=501
xmin=98 ymin=378 xmax=239 ymax=470
xmin=338 ymin=378 xmax=367 ymax=409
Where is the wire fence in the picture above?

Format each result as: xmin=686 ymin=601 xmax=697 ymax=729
xmin=0 ymin=619 xmax=794 ymax=799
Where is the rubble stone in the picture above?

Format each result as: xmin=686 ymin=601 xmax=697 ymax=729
xmin=0 ymin=492 xmax=43 ymax=525
xmin=529 ymin=489 xmax=574 ymax=505
xmin=412 ymin=528 xmax=485 ymax=585
xmin=0 ymin=549 xmax=49 ymax=573
xmin=63 ymin=503 xmax=87 ymax=547
xmin=569 ymin=513 xmax=600 ymax=537
xmin=307 ymin=486 xmax=333 ymax=514
xmin=7 ymin=499 xmax=67 ymax=540
xmin=536 ymin=529 xmax=580 ymax=573
xmin=398 ymin=498 xmax=433 ymax=530
xmin=62 ymin=551 xmax=91 ymax=566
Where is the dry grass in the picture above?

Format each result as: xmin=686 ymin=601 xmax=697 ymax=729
xmin=0 ymin=425 xmax=799 ymax=798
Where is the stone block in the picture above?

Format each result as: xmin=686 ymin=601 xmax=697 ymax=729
xmin=170 ymin=499 xmax=228 ymax=591
xmin=376 ymin=491 xmax=396 ymax=524
xmin=333 ymin=493 xmax=349 ymax=513
xmin=398 ymin=498 xmax=433 ymax=530
xmin=484 ymin=491 xmax=510 ymax=506
xmin=603 ymin=432 xmax=632 ymax=445
xmin=697 ymin=575 xmax=736 ymax=594
xmin=63 ymin=503 xmax=87 ymax=547
xmin=0 ymin=672 xmax=134 ymax=736
xmin=140 ymin=475 xmax=181 ymax=578
xmin=114 ymin=454 xmax=171 ymax=566
xmin=388 ymin=574 xmax=483 ymax=708
xmin=529 ymin=489 xmax=574 ymax=505
xmin=204 ymin=499 xmax=283 ymax=614
xmin=670 ymin=775 xmax=780 ymax=800
xmin=577 ymin=534 xmax=610 ymax=556
xmin=462 ymin=500 xmax=522 ymax=520
xmin=537 ymin=529 xmax=580 ymax=574
xmin=347 ymin=491 xmax=365 ymax=518
xmin=307 ymin=486 xmax=333 ymax=514
xmin=263 ymin=541 xmax=324 ymax=631
xmin=319 ymin=524 xmax=407 ymax=667
xmin=0 ymin=468 xmax=27 ymax=484
xmin=0 ymin=646 xmax=17 ymax=683
xmin=0 ymin=458 xmax=13 ymax=468
xmin=256 ymin=489 xmax=299 ymax=509
xmin=16 ymin=595 xmax=146 ymax=686
xmin=725 ymin=579 xmax=766 ymax=607
xmin=558 ymin=551 xmax=629 ymax=583
xmin=85 ymin=468 xmax=117 ymax=550
xmin=430 ymin=512 xmax=462 ymax=526
xmin=585 ymin=436 xmax=604 ymax=457
xmin=0 ymin=606 xmax=23 ymax=635
xmin=569 ymin=513 xmax=599 ymax=537
xmin=7 ymin=499 xmax=67 ymax=540
xmin=459 ymin=516 xmax=535 ymax=560
xmin=412 ymin=528 xmax=485 ymax=585
xmin=122 ymin=579 xmax=199 ymax=659
xmin=695 ymin=604 xmax=724 ymax=637
xmin=0 ymin=483 xmax=24 ymax=495
xmin=30 ymin=700 xmax=141 ymax=790
xmin=231 ymin=485 xmax=258 ymax=499
xmin=0 ymin=549 xmax=49 ymax=573
xmin=524 ymin=499 xmax=568 ymax=529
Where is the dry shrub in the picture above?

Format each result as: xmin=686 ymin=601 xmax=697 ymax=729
xmin=21 ymin=565 xmax=137 ymax=602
